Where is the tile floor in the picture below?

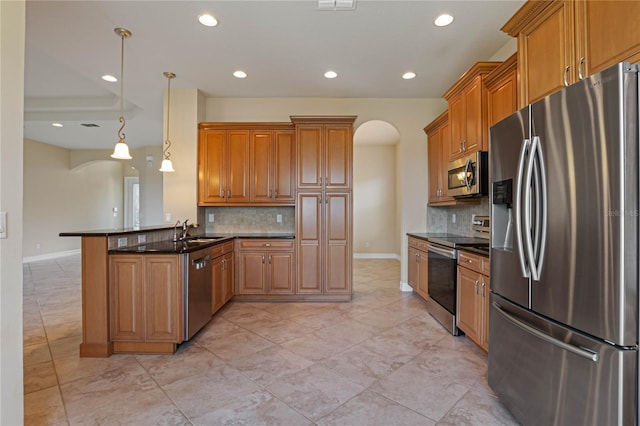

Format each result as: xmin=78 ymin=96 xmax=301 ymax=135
xmin=23 ymin=256 xmax=518 ymax=425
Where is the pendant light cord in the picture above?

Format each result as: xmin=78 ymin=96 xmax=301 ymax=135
xmin=117 ymin=32 xmax=126 ymax=141
xmin=163 ymin=72 xmax=174 ymax=160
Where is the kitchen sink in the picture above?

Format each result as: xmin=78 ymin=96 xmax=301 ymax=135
xmin=185 ymin=237 xmax=223 ymax=243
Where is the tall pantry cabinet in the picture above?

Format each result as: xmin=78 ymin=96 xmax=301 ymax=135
xmin=291 ymin=116 xmax=356 ymax=300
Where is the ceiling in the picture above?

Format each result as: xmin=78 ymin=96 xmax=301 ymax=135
xmin=24 ymin=0 xmax=524 ymax=151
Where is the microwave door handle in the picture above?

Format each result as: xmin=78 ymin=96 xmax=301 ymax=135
xmin=463 ymin=159 xmax=472 ymax=190
xmin=532 ymin=136 xmax=548 ymax=281
xmin=515 ymin=139 xmax=531 ymax=278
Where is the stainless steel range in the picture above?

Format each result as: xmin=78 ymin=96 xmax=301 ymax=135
xmin=426 ymin=216 xmax=489 ymax=335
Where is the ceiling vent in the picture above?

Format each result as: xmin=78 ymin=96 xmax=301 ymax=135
xmin=317 ymin=0 xmax=356 ymax=11
xmin=81 ymin=123 xmax=100 ymax=127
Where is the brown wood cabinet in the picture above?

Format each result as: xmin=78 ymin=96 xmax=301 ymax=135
xmin=109 ymin=255 xmax=184 ymax=351
xmin=424 ymin=111 xmax=456 ymax=206
xmin=211 ymin=241 xmax=234 ymax=314
xmin=250 ymin=129 xmax=295 ymax=204
xmin=408 ymin=237 xmax=428 ymax=301
xmin=485 ymin=53 xmax=518 ymax=127
xmin=456 ymin=250 xmax=490 ymax=352
xmin=443 ymin=62 xmax=500 ymax=162
xmin=236 ymin=239 xmax=295 ymax=295
xmin=297 ymin=191 xmax=352 ymax=297
xmin=291 ymin=116 xmax=356 ymax=190
xmin=198 ymin=123 xmax=295 ymax=206
xmin=503 ymin=0 xmax=640 ymax=107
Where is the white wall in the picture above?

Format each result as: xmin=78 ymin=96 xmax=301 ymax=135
xmin=23 ymin=139 xmax=124 ymax=258
xmin=0 ymin=1 xmax=25 ymax=422
xmin=353 ymin=144 xmax=397 ymax=256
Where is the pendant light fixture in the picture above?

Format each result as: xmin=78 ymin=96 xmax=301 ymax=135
xmin=111 ymin=28 xmax=133 ymax=160
xmin=159 ymin=71 xmax=176 ymax=172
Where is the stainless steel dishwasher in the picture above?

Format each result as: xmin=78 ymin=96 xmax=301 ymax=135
xmin=184 ymin=248 xmax=212 ymax=340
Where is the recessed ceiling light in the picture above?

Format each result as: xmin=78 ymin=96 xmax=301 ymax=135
xmin=233 ymin=70 xmax=247 ymax=79
xmin=51 ymin=123 xmax=63 ymax=127
xmin=402 ymin=72 xmax=416 ymax=80
xmin=198 ymin=14 xmax=218 ymax=27
xmin=324 ymin=70 xmax=338 ymax=79
xmin=81 ymin=123 xmax=100 ymax=128
xmin=434 ymin=14 xmax=454 ymax=27
xmin=102 ymin=75 xmax=117 ymax=82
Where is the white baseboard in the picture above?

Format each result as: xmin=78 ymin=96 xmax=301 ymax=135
xmin=23 ymin=249 xmax=81 ymax=264
xmin=353 ymin=253 xmax=400 ymax=260
xmin=399 ymin=281 xmax=413 ymax=292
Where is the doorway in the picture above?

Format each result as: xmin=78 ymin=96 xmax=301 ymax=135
xmin=124 ymin=176 xmax=140 ymax=228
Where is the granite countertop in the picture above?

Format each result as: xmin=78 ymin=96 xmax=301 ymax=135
xmin=60 ymin=224 xmax=174 ymax=237
xmin=109 ymin=233 xmax=295 ymax=254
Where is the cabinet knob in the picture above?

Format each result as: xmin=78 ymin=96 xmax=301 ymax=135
xmin=264 ymin=243 xmax=271 ymax=247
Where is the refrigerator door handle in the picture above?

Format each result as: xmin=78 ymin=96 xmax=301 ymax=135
xmin=524 ymin=139 xmax=537 ymax=279
xmin=492 ymin=302 xmax=600 ymax=363
xmin=533 ymin=136 xmax=548 ymax=281
xmin=515 ymin=139 xmax=531 ymax=278
xmin=524 ymin=136 xmax=548 ymax=282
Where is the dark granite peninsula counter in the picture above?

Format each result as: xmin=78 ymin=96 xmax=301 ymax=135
xmin=60 ymin=226 xmax=295 ymax=357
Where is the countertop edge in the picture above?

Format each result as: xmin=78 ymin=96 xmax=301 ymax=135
xmin=60 ymin=225 xmax=174 ymax=237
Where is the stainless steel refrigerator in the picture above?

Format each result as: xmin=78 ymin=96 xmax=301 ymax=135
xmin=489 ymin=62 xmax=639 ymax=425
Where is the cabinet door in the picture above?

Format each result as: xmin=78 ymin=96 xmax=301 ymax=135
xmin=211 ymin=255 xmax=225 ymax=314
xmin=417 ymin=249 xmax=428 ymax=299
xmin=448 ymin=93 xmax=465 ymax=161
xmin=576 ymin=0 xmax=640 ymax=77
xmin=296 ymin=193 xmax=322 ymax=294
xmin=250 ymin=131 xmax=273 ymax=203
xmin=238 ymin=252 xmax=267 ymax=294
xmin=325 ymin=192 xmax=351 ymax=294
xmin=145 ymin=256 xmax=183 ymax=342
xmin=438 ymin=121 xmax=454 ymax=201
xmin=268 ymin=252 xmax=295 ymax=294
xmin=518 ymin=1 xmax=575 ymax=105
xmin=110 ymin=256 xmax=145 ymax=341
xmin=273 ymin=130 xmax=295 ymax=203
xmin=198 ymin=130 xmax=226 ymax=204
xmin=222 ymin=253 xmax=234 ymax=303
xmin=297 ymin=126 xmax=323 ymax=189
xmin=427 ymin=127 xmax=441 ymax=203
xmin=325 ymin=125 xmax=351 ymax=189
xmin=408 ymin=247 xmax=419 ymax=289
xmin=480 ymin=275 xmax=490 ymax=352
xmin=227 ymin=130 xmax=250 ymax=202
xmin=463 ymin=76 xmax=484 ymax=153
xmin=457 ymin=266 xmax=481 ymax=345
xmin=487 ymin=68 xmax=517 ymax=127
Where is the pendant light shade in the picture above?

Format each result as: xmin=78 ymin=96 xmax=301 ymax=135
xmin=111 ymin=28 xmax=133 ymax=160
xmin=160 ymin=71 xmax=176 ymax=172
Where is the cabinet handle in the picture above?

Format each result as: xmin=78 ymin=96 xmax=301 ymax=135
xmin=578 ymin=57 xmax=585 ymax=80
xmin=222 ymin=259 xmax=226 ymax=270
xmin=474 ymin=280 xmax=479 ymax=295
xmin=262 ymin=255 xmax=265 ymax=263
xmin=268 ymin=255 xmax=272 ymax=264
xmin=269 ymin=190 xmax=272 ymax=198
xmin=563 ymin=66 xmax=570 ymax=87
xmin=274 ymin=190 xmax=278 ymax=199
xmin=462 ymin=141 xmax=466 ymax=152
xmin=227 ymin=189 xmax=231 ymax=198
xmin=481 ymin=282 xmax=486 ymax=298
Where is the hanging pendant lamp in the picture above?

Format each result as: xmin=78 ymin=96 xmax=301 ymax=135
xmin=111 ymin=28 xmax=133 ymax=160
xmin=159 ymin=72 xmax=176 ymax=172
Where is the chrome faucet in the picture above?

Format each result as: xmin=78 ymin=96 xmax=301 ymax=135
xmin=173 ymin=220 xmax=182 ymax=242
xmin=181 ymin=219 xmax=190 ymax=241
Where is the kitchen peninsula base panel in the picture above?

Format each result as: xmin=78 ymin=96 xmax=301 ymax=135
xmin=79 ymin=342 xmax=113 ymax=358
xmin=113 ymin=341 xmax=177 ymax=355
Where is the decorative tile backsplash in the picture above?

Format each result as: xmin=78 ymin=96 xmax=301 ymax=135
xmin=427 ymin=197 xmax=490 ymax=237
xmin=203 ymin=206 xmax=295 ymax=234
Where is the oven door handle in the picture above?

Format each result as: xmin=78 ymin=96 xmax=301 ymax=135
xmin=426 ymin=243 xmax=457 ymax=259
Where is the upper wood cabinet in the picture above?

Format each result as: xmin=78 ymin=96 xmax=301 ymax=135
xmin=424 ymin=111 xmax=456 ymax=206
xmin=198 ymin=127 xmax=250 ymax=204
xmin=199 ymin=123 xmax=295 ymax=206
xmin=485 ymin=53 xmax=518 ymax=127
xmin=291 ymin=116 xmax=356 ymax=190
xmin=443 ymin=62 xmax=500 ymax=162
xmin=503 ymin=0 xmax=640 ymax=107
xmin=250 ymin=129 xmax=295 ymax=204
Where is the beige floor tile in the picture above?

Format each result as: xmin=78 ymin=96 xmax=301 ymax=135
xmin=437 ymin=382 xmax=519 ymax=425
xmin=228 ymin=345 xmax=314 ymax=386
xmin=24 ymin=385 xmax=68 ymax=426
xmin=316 ymin=389 xmax=435 ymax=426
xmin=48 ymin=335 xmax=81 ymax=360
xmin=44 ymin=319 xmax=81 ymax=342
xmin=53 ymin=353 xmax=139 ymax=385
xmin=280 ymin=333 xmax=354 ymax=362
xmin=24 ymin=342 xmax=51 ymax=366
xmin=249 ymin=318 xmax=311 ymax=344
xmin=199 ymin=329 xmax=275 ymax=362
xmin=24 ymin=360 xmax=58 ymax=395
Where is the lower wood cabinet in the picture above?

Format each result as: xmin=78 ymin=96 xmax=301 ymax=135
xmin=236 ymin=239 xmax=295 ymax=295
xmin=408 ymin=237 xmax=428 ymax=301
xmin=110 ymin=255 xmax=184 ymax=347
xmin=211 ymin=241 xmax=234 ymax=314
xmin=456 ymin=250 xmax=490 ymax=352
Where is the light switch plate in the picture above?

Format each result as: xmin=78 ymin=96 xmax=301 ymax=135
xmin=0 ymin=211 xmax=6 ymax=239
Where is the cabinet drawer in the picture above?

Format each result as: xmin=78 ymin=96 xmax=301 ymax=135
xmin=238 ymin=239 xmax=294 ymax=251
xmin=481 ymin=257 xmax=490 ymax=276
xmin=458 ymin=250 xmax=482 ymax=274
xmin=210 ymin=241 xmax=234 ymax=258
xmin=408 ymin=237 xmax=428 ymax=251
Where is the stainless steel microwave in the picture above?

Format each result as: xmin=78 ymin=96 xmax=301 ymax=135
xmin=446 ymin=151 xmax=488 ymax=197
